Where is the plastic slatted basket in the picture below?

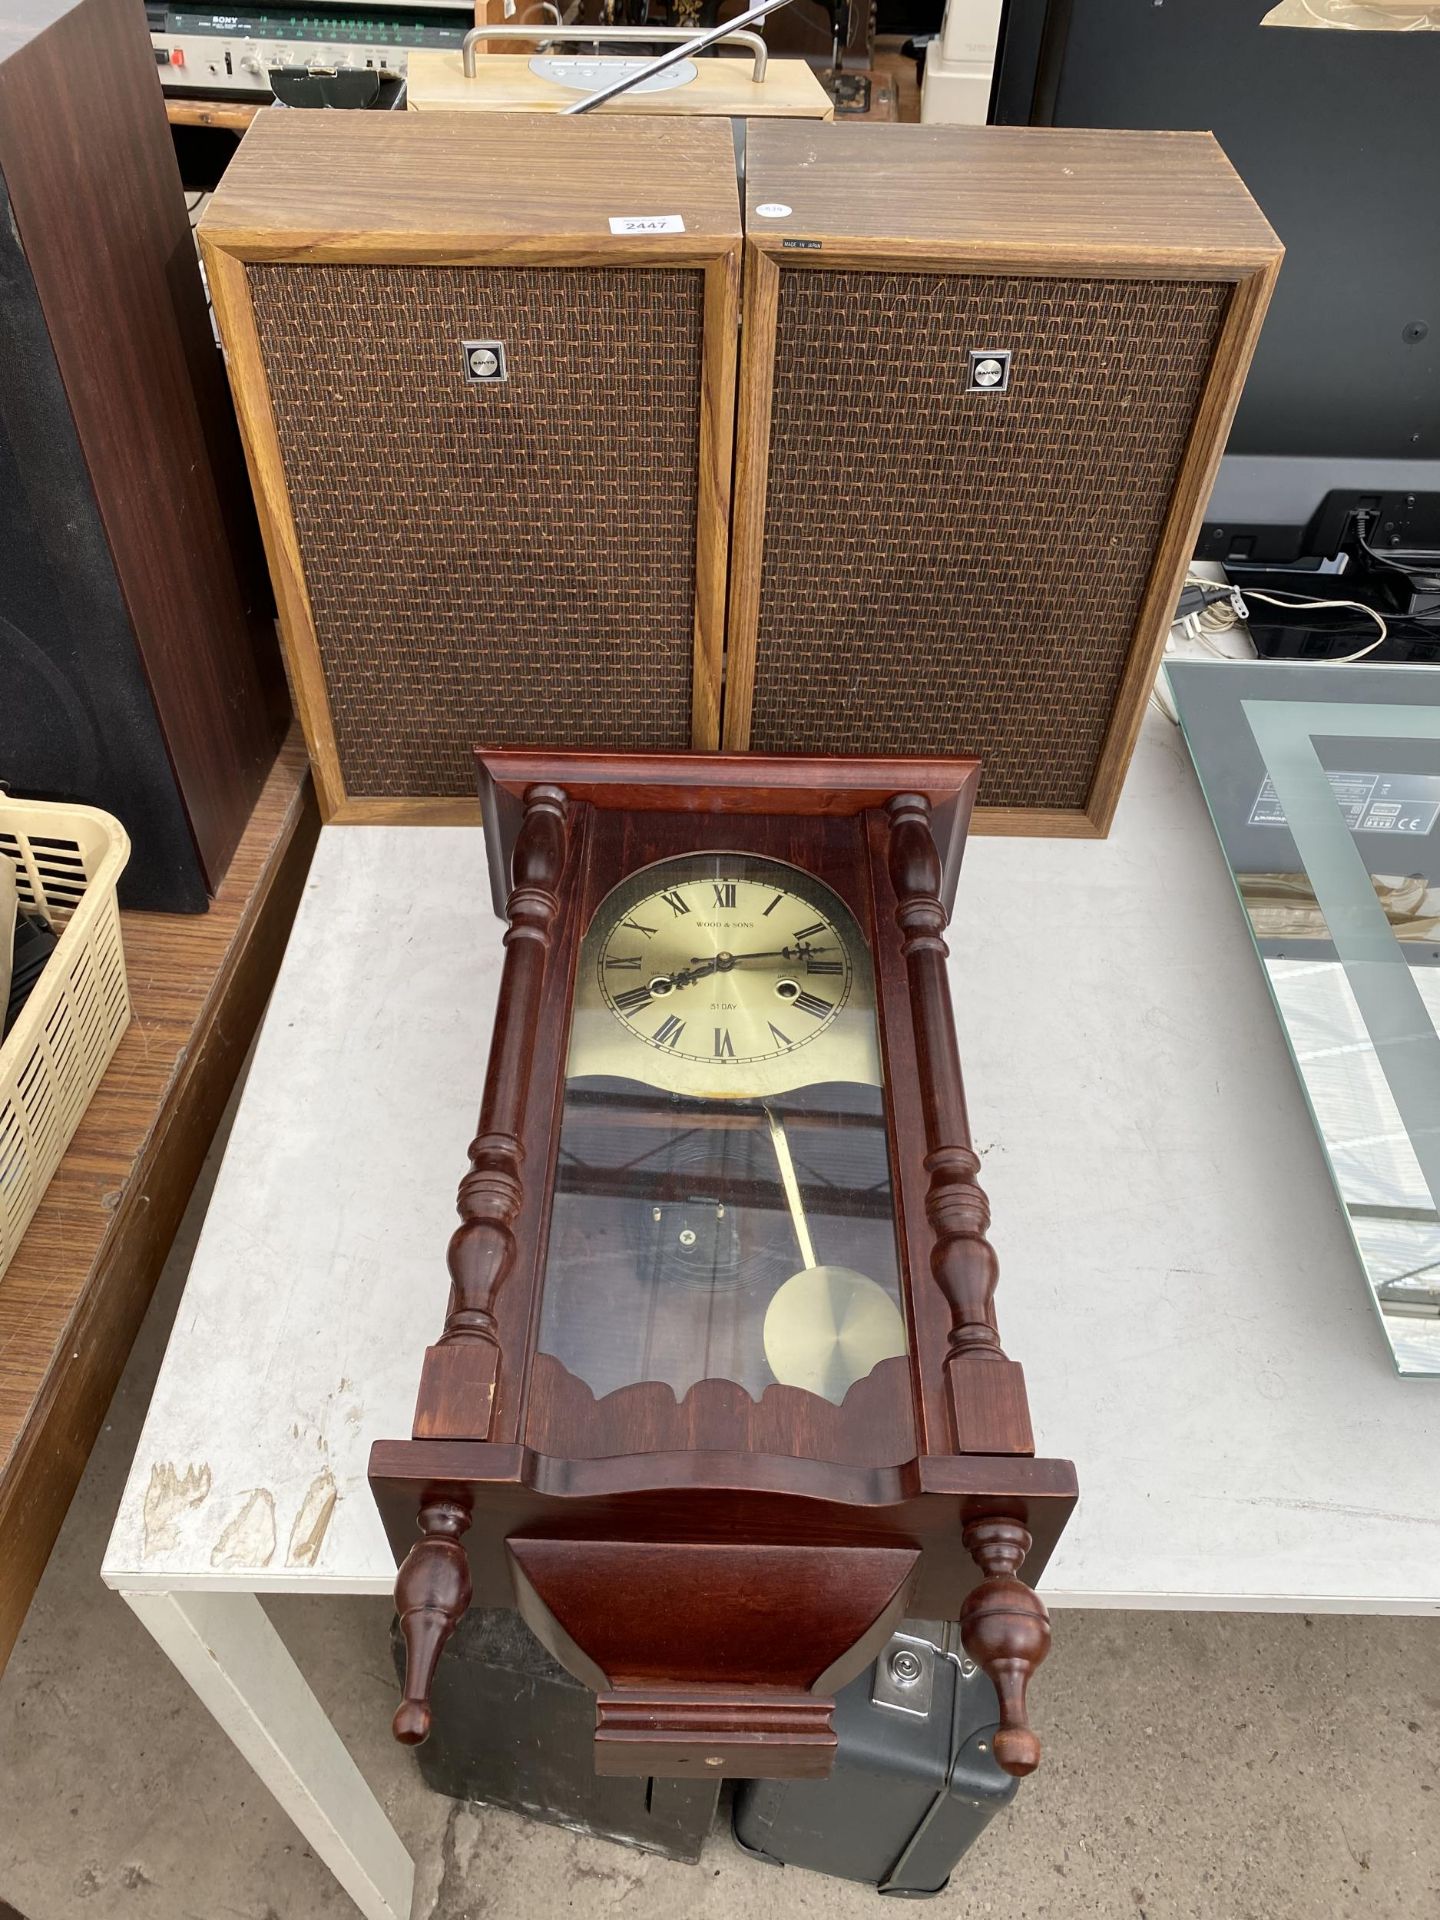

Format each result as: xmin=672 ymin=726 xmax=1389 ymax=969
xmin=0 ymin=801 xmax=131 ymax=1278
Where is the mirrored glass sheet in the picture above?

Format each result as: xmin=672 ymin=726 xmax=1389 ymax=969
xmin=1170 ymin=658 xmax=1440 ymax=1375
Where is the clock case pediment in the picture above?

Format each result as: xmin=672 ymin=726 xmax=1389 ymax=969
xmin=369 ymin=750 xmax=1077 ymax=1784
xmin=474 ymin=751 xmax=980 ymax=930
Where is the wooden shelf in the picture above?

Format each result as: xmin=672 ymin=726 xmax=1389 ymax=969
xmin=166 ymin=97 xmax=261 ymax=130
xmin=0 ymin=732 xmax=318 ymax=1671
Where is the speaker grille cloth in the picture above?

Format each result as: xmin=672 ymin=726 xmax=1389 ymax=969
xmin=247 ymin=263 xmax=704 ymax=795
xmin=749 ymin=272 xmax=1229 ymax=810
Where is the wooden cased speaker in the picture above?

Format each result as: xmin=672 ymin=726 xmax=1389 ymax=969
xmin=200 ymin=112 xmax=741 ymax=823
xmin=1 ymin=0 xmax=286 ymax=909
xmin=726 ymin=124 xmax=1283 ymax=835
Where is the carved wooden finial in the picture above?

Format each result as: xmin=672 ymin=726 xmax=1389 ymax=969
xmin=414 ymin=784 xmax=569 ymax=1442
xmin=885 ymin=794 xmax=1033 ymax=1456
xmin=959 ymin=1516 xmax=1051 ymax=1778
xmin=392 ymin=1496 xmax=473 ymax=1745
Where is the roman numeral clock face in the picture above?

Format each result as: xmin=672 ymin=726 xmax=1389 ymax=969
xmin=566 ymin=853 xmax=881 ymax=1098
xmin=604 ymin=883 xmax=845 ymax=1064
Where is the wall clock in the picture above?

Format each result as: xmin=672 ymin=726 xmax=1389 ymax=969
xmin=369 ymin=752 xmax=1077 ymax=1781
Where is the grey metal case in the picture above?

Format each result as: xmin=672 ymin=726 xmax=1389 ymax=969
xmin=731 ymin=1624 xmax=1019 ymax=1895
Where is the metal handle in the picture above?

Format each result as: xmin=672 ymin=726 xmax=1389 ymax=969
xmin=559 ymin=1 xmax=790 ymax=112
xmin=461 ymin=19 xmax=774 ymax=81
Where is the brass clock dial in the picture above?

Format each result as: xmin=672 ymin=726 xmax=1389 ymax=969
xmin=567 ymin=853 xmax=881 ymax=1097
xmin=597 ymin=870 xmax=852 ymax=1067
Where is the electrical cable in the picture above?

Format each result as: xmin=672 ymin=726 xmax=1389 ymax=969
xmin=1352 ymin=514 xmax=1440 ymax=594
xmin=1154 ymin=521 xmax=1440 ymax=722
xmin=1174 ymin=585 xmax=1246 ymax=650
xmin=1153 ymin=562 xmax=1398 ymax=725
xmin=1239 ymin=589 xmax=1389 ymax=661
xmin=1182 ymin=572 xmax=1391 ymax=662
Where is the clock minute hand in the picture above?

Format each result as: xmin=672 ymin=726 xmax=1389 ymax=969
xmin=662 ymin=943 xmax=835 ymax=991
xmin=688 ymin=944 xmax=834 ymax=967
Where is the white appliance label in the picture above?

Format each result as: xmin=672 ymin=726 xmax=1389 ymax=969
xmin=1250 ymin=770 xmax=1440 ymax=836
xmin=608 ymin=214 xmax=686 ymax=234
xmin=755 ymin=202 xmax=793 ymax=217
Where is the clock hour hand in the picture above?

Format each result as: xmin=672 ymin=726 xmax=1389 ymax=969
xmin=764 ymin=1106 xmax=818 ymax=1272
xmin=662 ymin=956 xmax=721 ymax=989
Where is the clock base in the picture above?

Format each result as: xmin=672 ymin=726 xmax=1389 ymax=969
xmin=508 ymin=1534 xmax=919 ymax=1780
xmin=370 ymin=1439 xmax=1077 ymax=1781
xmin=594 ymin=1690 xmax=837 ymax=1781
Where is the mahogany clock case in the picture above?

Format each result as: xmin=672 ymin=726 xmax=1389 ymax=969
xmin=726 ymin=122 xmax=1283 ymax=836
xmin=370 ymin=752 xmax=1078 ymax=1783
xmin=198 ymin=112 xmax=742 ymax=824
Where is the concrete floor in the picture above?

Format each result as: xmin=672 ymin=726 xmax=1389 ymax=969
xmin=1 ymin=1131 xmax=1437 ymax=1920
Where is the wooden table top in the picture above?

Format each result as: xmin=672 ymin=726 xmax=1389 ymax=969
xmin=102 ymin=717 xmax=1440 ymax=1612
xmin=0 ymin=733 xmax=317 ymax=1670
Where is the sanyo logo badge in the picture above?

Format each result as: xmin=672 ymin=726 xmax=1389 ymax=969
xmin=967 ymin=349 xmax=1012 ymax=394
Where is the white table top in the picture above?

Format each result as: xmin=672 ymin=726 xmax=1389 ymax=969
xmin=103 ymin=714 xmax=1440 ymax=1612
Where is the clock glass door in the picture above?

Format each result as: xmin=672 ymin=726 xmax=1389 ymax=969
xmin=527 ymin=851 xmax=913 ymax=1460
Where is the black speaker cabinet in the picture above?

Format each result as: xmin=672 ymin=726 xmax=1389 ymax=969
xmin=725 ymin=123 xmax=1283 ymax=836
xmin=200 ymin=111 xmax=742 ymax=824
xmin=0 ymin=0 xmax=287 ymax=911
xmin=389 ymin=1606 xmax=720 ymax=1863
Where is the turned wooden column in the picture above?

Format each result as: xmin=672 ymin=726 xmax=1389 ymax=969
xmin=886 ymin=792 xmax=1033 ymax=1457
xmin=413 ymin=782 xmax=569 ymax=1442
xmin=392 ymin=1492 xmax=473 ymax=1745
xmin=959 ymin=1516 xmax=1051 ymax=1777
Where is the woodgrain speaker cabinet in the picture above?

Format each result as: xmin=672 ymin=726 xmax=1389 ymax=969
xmin=726 ymin=124 xmax=1283 ymax=835
xmin=200 ymin=112 xmax=742 ymax=824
